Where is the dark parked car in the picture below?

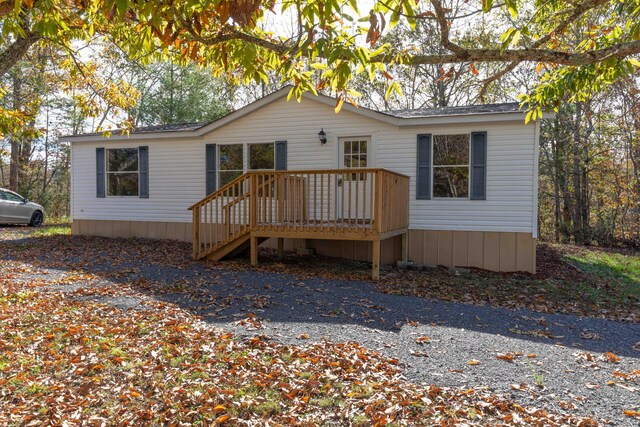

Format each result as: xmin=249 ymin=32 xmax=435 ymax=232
xmin=0 ymin=188 xmax=44 ymax=226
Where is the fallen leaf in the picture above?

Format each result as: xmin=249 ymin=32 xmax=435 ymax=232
xmin=497 ymin=353 xmax=515 ymax=362
xmin=603 ymin=352 xmax=621 ymax=363
xmin=415 ymin=336 xmax=430 ymax=344
xmin=216 ymin=414 xmax=231 ymax=423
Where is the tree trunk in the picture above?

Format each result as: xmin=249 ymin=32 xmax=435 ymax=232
xmin=0 ymin=31 xmax=40 ymax=80
xmin=572 ymin=102 xmax=585 ymax=244
xmin=18 ymin=124 xmax=32 ymax=193
xmin=8 ymin=74 xmax=21 ymax=191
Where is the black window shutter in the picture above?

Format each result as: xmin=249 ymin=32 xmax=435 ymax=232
xmin=416 ymin=134 xmax=432 ymax=200
xmin=206 ymin=144 xmax=217 ymax=194
xmin=470 ymin=131 xmax=487 ymax=200
xmin=96 ymin=147 xmax=105 ymax=198
xmin=275 ymin=141 xmax=287 ymax=170
xmin=139 ymin=146 xmax=149 ymax=198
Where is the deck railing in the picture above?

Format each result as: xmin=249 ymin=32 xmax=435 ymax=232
xmin=189 ymin=168 xmax=409 ymax=260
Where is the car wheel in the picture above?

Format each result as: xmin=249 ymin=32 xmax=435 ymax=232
xmin=29 ymin=211 xmax=44 ymax=227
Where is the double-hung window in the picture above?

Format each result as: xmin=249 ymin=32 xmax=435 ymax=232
xmin=106 ymin=148 xmax=139 ymax=196
xmin=432 ymin=134 xmax=470 ymax=198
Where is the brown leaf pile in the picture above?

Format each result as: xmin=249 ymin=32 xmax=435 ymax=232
xmin=0 ymin=259 xmax=599 ymax=426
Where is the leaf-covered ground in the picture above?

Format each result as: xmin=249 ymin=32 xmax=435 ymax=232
xmin=1 ymin=225 xmax=638 ymax=425
xmin=228 ymin=243 xmax=640 ymax=323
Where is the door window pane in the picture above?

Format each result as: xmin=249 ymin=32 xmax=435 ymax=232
xmin=342 ymin=139 xmax=368 ymax=180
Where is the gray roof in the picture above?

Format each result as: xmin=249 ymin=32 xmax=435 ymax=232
xmin=388 ymin=102 xmax=521 ymax=118
xmin=67 ymin=100 xmax=522 ymax=139
xmin=74 ymin=122 xmax=208 ymax=137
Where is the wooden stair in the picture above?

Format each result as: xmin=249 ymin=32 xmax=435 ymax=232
xmin=189 ymin=168 xmax=411 ymax=279
xmin=205 ymin=233 xmax=268 ymax=261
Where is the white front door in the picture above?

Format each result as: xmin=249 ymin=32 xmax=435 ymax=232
xmin=338 ymin=137 xmax=372 ymax=221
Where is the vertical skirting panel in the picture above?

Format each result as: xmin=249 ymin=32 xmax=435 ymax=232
xmin=69 ymin=221 xmax=537 ymax=273
xmin=452 ymin=231 xmax=469 ymax=267
xmin=437 ymin=230 xmax=453 ymax=267
xmin=112 ymin=221 xmax=131 ymax=238
xmin=516 ymin=233 xmax=535 ymax=272
xmin=423 ymin=230 xmax=438 ymax=266
xmin=406 ymin=229 xmax=536 ymax=273
xmin=499 ymin=233 xmax=517 ymax=272
xmin=483 ymin=232 xmax=501 ymax=272
xmin=132 ymin=221 xmax=149 ymax=239
xmin=467 ymin=231 xmax=484 ymax=268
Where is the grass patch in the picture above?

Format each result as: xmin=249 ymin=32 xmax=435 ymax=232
xmin=563 ymin=248 xmax=640 ymax=301
xmin=31 ymin=224 xmax=71 ymax=237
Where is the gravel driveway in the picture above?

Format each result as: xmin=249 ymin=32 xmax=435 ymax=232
xmin=2 ymin=229 xmax=638 ymax=426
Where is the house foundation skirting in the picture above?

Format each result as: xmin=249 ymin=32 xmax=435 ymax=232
xmin=71 ymin=220 xmax=536 ymax=273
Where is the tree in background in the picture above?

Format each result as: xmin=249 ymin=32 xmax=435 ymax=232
xmin=538 ymin=72 xmax=640 ymax=247
xmin=133 ymin=62 xmax=231 ymax=126
xmin=0 ymin=41 xmax=233 ymax=218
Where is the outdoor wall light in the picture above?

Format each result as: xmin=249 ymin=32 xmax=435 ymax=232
xmin=318 ymin=128 xmax=327 ymax=145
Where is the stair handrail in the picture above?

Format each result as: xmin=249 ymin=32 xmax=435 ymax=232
xmin=188 ymin=172 xmax=250 ymax=211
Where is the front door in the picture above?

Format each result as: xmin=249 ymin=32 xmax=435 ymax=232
xmin=338 ymin=137 xmax=372 ymax=222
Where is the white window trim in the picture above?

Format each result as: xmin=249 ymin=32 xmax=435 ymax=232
xmin=105 ymin=147 xmax=140 ymax=198
xmin=431 ymin=134 xmax=471 ymax=200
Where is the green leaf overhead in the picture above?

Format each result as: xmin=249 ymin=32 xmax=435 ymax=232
xmin=1 ymin=0 xmax=640 ymax=111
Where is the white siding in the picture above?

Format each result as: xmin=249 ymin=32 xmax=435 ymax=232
xmin=71 ymin=96 xmax=538 ymax=234
xmin=376 ymin=122 xmax=537 ymax=233
xmin=72 ymin=138 xmax=204 ymax=222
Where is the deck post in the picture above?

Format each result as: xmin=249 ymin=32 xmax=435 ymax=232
xmin=250 ymin=236 xmax=258 ymax=266
xmin=401 ymin=232 xmax=408 ymax=262
xmin=277 ymin=238 xmax=284 ymax=257
xmin=192 ymin=206 xmax=200 ymax=259
xmin=372 ymin=239 xmax=381 ymax=280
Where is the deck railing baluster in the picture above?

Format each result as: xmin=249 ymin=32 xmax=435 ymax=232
xmin=189 ymin=168 xmax=409 ymax=266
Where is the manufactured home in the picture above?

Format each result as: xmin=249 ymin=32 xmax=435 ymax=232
xmin=64 ymin=87 xmax=540 ymax=278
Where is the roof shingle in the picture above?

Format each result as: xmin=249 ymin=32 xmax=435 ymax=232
xmin=387 ymin=102 xmax=521 ymax=118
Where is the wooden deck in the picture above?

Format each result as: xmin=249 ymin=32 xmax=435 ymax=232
xmin=189 ymin=168 xmax=410 ymax=278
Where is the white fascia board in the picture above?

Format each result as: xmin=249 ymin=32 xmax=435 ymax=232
xmin=61 ymin=131 xmax=203 ymax=143
xmin=397 ymin=112 xmax=528 ymax=126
